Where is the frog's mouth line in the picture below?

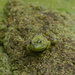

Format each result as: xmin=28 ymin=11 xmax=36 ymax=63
xmin=29 ymin=44 xmax=49 ymax=52
xmin=30 ymin=48 xmax=47 ymax=53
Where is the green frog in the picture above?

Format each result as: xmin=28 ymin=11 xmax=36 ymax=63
xmin=26 ymin=33 xmax=51 ymax=52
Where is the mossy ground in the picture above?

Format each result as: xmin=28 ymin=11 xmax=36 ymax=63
xmin=0 ymin=46 xmax=11 ymax=75
xmin=0 ymin=0 xmax=75 ymax=75
xmin=0 ymin=0 xmax=75 ymax=21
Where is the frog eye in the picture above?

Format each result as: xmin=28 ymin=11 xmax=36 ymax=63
xmin=38 ymin=40 xmax=42 ymax=43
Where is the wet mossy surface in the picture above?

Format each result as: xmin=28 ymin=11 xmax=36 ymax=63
xmin=0 ymin=46 xmax=11 ymax=75
xmin=0 ymin=0 xmax=75 ymax=75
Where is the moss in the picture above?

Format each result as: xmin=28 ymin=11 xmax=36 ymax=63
xmin=0 ymin=46 xmax=3 ymax=53
xmin=0 ymin=53 xmax=11 ymax=75
xmin=13 ymin=70 xmax=20 ymax=75
xmin=0 ymin=0 xmax=75 ymax=75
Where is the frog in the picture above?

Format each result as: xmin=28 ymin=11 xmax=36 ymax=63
xmin=26 ymin=33 xmax=51 ymax=52
xmin=25 ymin=33 xmax=56 ymax=52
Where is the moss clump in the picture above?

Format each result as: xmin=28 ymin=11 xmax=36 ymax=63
xmin=0 ymin=52 xmax=11 ymax=75
xmin=0 ymin=0 xmax=75 ymax=75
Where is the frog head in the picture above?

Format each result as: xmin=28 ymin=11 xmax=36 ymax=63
xmin=26 ymin=34 xmax=51 ymax=52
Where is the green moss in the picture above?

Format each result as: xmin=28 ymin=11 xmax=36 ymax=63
xmin=0 ymin=46 xmax=3 ymax=53
xmin=0 ymin=53 xmax=11 ymax=75
xmin=0 ymin=0 xmax=75 ymax=75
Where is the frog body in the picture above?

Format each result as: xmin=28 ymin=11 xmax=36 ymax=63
xmin=26 ymin=33 xmax=51 ymax=52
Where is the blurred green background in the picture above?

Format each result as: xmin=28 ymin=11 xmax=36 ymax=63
xmin=0 ymin=0 xmax=75 ymax=21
